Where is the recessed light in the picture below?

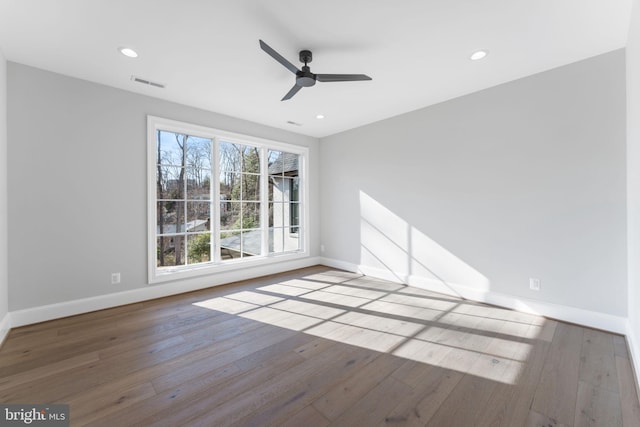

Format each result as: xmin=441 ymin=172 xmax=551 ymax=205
xmin=316 ymin=114 xmax=325 ymax=119
xmin=119 ymin=47 xmax=138 ymax=58
xmin=470 ymin=50 xmax=488 ymax=61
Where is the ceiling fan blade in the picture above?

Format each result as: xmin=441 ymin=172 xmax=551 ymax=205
xmin=281 ymin=84 xmax=302 ymax=101
xmin=259 ymin=40 xmax=299 ymax=75
xmin=316 ymin=74 xmax=372 ymax=82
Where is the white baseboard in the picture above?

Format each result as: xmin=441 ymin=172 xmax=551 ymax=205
xmin=320 ymin=257 xmax=627 ymax=334
xmin=10 ymin=256 xmax=322 ymax=328
xmin=0 ymin=312 xmax=10 ymax=348
xmin=319 ymin=257 xmax=360 ymax=275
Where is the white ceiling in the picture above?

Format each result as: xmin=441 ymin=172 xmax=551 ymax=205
xmin=0 ymin=0 xmax=632 ymax=138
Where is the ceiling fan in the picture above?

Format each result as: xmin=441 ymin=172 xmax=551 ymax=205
xmin=259 ymin=39 xmax=372 ymax=101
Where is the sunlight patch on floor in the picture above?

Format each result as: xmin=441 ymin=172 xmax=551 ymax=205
xmin=192 ymin=273 xmax=545 ymax=385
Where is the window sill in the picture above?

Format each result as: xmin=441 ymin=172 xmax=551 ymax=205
xmin=149 ymin=250 xmax=309 ymax=284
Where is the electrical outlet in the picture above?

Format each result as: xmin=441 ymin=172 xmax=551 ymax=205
xmin=111 ymin=272 xmax=121 ymax=285
xmin=320 ymin=244 xmax=325 ymax=253
xmin=529 ymin=278 xmax=540 ymax=291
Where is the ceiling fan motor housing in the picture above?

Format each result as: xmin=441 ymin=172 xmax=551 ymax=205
xmin=297 ymin=66 xmax=316 ymax=87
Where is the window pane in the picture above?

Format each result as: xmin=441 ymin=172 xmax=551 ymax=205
xmin=270 ymin=177 xmax=284 ymax=202
xmin=242 ymin=146 xmax=261 ymax=174
xmin=242 ymin=231 xmax=261 ymax=257
xmin=289 ymin=202 xmax=300 ymax=230
xmin=268 ymin=176 xmax=274 ymax=201
xmin=220 ymin=231 xmax=241 ymax=260
xmin=187 ymin=233 xmax=211 ymax=264
xmin=220 ymin=172 xmax=241 ymax=201
xmin=241 ymin=174 xmax=260 ymax=201
xmin=219 ymin=141 xmax=242 ymax=172
xmin=221 ymin=202 xmax=241 ymax=230
xmin=157 ymin=166 xmax=184 ymax=200
xmin=186 ymin=168 xmax=211 ymax=200
xmin=157 ymin=131 xmax=186 ymax=166
xmin=269 ymin=202 xmax=283 ymax=228
xmin=157 ymin=236 xmax=186 ymax=267
xmin=291 ymin=177 xmax=300 ymax=202
xmin=283 ymin=228 xmax=301 ymax=252
xmin=186 ymin=202 xmax=210 ymax=231
xmin=157 ymin=201 xmax=183 ymax=235
xmin=268 ymin=150 xmax=283 ymax=176
xmin=269 ymin=227 xmax=284 ymax=254
xmin=289 ymin=166 xmax=300 ymax=178
xmin=242 ymin=202 xmax=260 ymax=229
xmin=186 ymin=136 xmax=211 ymax=168
xmin=282 ymin=177 xmax=294 ymax=201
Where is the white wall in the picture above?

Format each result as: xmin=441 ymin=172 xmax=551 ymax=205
xmin=627 ymin=0 xmax=640 ymax=372
xmin=320 ymin=50 xmax=627 ymax=322
xmin=7 ymin=63 xmax=320 ymax=314
xmin=0 ymin=48 xmax=9 ymax=340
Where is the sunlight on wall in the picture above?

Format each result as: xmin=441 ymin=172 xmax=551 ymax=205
xmin=359 ymin=191 xmax=491 ymax=295
xmin=192 ymin=270 xmax=555 ymax=385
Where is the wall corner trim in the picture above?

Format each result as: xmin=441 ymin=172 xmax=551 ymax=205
xmin=0 ymin=312 xmax=10 ymax=348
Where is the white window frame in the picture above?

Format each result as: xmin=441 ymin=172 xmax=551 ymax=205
xmin=147 ymin=115 xmax=309 ymax=284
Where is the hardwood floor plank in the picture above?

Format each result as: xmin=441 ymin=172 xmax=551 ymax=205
xmin=574 ymin=380 xmax=623 ymax=427
xmin=532 ymin=322 xmax=584 ymax=425
xmin=312 ymin=353 xmax=406 ymax=420
xmin=426 ymin=372 xmax=500 ymax=426
xmin=149 ymin=324 xmax=299 ymax=393
xmin=614 ymin=335 xmax=629 ymax=359
xmin=92 ymin=350 xmax=303 ymax=427
xmin=615 ymin=356 xmax=640 ymax=427
xmin=280 ymin=405 xmax=330 ymax=427
xmin=475 ymin=323 xmax=552 ymax=427
xmin=526 ymin=409 xmax=569 ymax=426
xmin=329 ymin=375 xmax=413 ymax=427
xmin=69 ymin=381 xmax=157 ymax=426
xmin=579 ymin=328 xmax=619 ymax=393
xmin=1 ymin=320 xmax=276 ymax=402
xmin=0 ymin=351 xmax=99 ymax=392
xmin=294 ymin=336 xmax=338 ymax=359
xmin=194 ymin=343 xmax=378 ymax=426
xmin=382 ymin=363 xmax=463 ymax=426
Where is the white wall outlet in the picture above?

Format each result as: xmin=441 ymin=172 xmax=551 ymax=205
xmin=320 ymin=244 xmax=325 ymax=253
xmin=111 ymin=272 xmax=121 ymax=284
xmin=529 ymin=278 xmax=541 ymax=291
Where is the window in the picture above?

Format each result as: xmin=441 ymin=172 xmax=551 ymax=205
xmin=148 ymin=116 xmax=308 ymax=282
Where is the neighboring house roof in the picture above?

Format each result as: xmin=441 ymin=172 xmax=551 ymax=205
xmin=268 ymin=152 xmax=298 ymax=175
xmin=158 ymin=219 xmax=208 ymax=234
xmin=220 ymin=229 xmax=262 ymax=256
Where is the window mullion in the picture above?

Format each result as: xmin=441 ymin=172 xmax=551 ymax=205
xmin=213 ymin=137 xmax=221 ymax=263
xmin=183 ymin=135 xmax=188 ymax=265
xmin=260 ymin=147 xmax=268 ymax=256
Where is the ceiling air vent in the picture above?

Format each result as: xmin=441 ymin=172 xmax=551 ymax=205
xmin=131 ymin=76 xmax=165 ymax=88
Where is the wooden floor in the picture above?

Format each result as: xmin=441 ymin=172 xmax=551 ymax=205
xmin=1 ymin=266 xmax=640 ymax=426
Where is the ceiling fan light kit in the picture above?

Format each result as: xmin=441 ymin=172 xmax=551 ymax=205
xmin=259 ymin=39 xmax=372 ymax=101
